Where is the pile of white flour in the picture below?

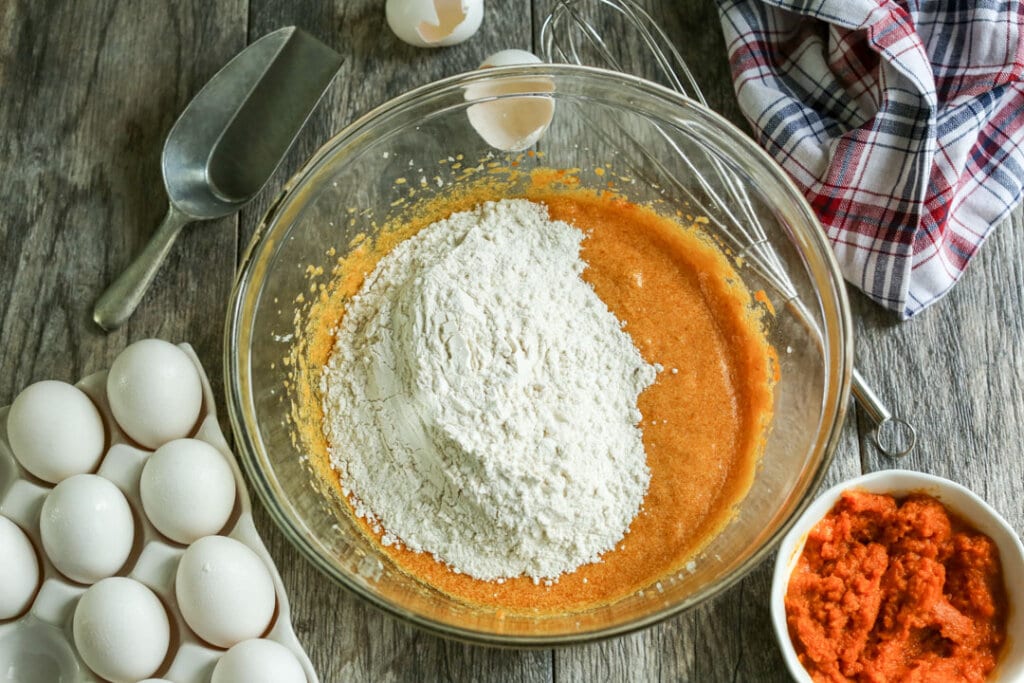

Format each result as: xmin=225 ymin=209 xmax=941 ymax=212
xmin=321 ymin=199 xmax=657 ymax=582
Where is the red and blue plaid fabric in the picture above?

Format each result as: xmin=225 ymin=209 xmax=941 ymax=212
xmin=717 ymin=0 xmax=1024 ymax=318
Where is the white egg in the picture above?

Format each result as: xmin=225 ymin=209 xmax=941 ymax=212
xmin=6 ymin=380 xmax=105 ymax=483
xmin=175 ymin=535 xmax=276 ymax=648
xmin=386 ymin=0 xmax=483 ymax=48
xmin=73 ymin=577 xmax=170 ymax=683
xmin=40 ymin=474 xmax=134 ymax=584
xmin=211 ymin=639 xmax=306 ymax=683
xmin=140 ymin=438 xmax=237 ymax=544
xmin=467 ymin=49 xmax=554 ymax=151
xmin=0 ymin=515 xmax=40 ymax=619
xmin=106 ymin=339 xmax=203 ymax=450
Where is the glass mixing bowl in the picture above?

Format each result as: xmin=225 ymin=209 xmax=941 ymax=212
xmin=225 ymin=65 xmax=852 ymax=645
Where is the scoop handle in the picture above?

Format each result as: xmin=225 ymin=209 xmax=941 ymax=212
xmin=93 ymin=205 xmax=192 ymax=332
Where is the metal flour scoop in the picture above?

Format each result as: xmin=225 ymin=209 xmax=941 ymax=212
xmin=93 ymin=27 xmax=343 ymax=331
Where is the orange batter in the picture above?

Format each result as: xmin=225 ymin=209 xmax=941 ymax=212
xmin=296 ymin=174 xmax=775 ymax=613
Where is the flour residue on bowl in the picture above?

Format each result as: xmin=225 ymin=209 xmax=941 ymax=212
xmin=320 ymin=198 xmax=657 ymax=582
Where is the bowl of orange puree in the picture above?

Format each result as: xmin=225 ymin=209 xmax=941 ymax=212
xmin=226 ymin=65 xmax=854 ymax=645
xmin=773 ymin=469 xmax=1024 ymax=682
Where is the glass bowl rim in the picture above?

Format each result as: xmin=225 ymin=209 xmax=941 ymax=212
xmin=224 ymin=63 xmax=854 ymax=646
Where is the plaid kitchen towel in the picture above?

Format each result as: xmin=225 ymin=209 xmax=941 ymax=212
xmin=717 ymin=0 xmax=1024 ymax=318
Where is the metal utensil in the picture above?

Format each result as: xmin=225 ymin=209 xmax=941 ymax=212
xmin=541 ymin=0 xmax=917 ymax=458
xmin=93 ymin=26 xmax=343 ymax=331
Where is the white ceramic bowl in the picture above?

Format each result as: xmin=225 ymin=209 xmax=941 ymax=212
xmin=771 ymin=469 xmax=1024 ymax=682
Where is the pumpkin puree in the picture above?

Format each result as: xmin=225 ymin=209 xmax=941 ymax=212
xmin=786 ymin=491 xmax=1008 ymax=682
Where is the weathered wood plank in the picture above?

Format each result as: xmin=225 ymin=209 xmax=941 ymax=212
xmin=0 ymin=1 xmax=244 ymax=407
xmin=241 ymin=2 xmax=552 ymax=681
xmin=855 ymin=210 xmax=1024 ymax=536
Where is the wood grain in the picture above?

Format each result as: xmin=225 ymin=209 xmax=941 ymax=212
xmin=0 ymin=1 xmax=1021 ymax=682
xmin=855 ymin=209 xmax=1024 ymax=529
xmin=0 ymin=0 xmax=244 ymax=403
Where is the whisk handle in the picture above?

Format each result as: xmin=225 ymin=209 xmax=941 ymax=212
xmin=852 ymin=368 xmax=917 ymax=458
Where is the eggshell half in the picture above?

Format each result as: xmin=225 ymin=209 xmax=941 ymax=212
xmin=467 ymin=50 xmax=555 ymax=152
xmin=386 ymin=0 xmax=483 ymax=48
xmin=480 ymin=49 xmax=541 ymax=69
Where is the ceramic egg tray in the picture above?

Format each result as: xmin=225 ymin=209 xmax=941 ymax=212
xmin=0 ymin=344 xmax=317 ymax=683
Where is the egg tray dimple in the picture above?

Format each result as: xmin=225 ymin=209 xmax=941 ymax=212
xmin=0 ymin=344 xmax=318 ymax=683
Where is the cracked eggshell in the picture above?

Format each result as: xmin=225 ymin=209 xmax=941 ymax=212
xmin=467 ymin=50 xmax=554 ymax=152
xmin=386 ymin=0 xmax=483 ymax=48
xmin=480 ymin=49 xmax=541 ymax=69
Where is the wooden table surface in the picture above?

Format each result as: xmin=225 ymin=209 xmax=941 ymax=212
xmin=2 ymin=2 xmax=1021 ymax=681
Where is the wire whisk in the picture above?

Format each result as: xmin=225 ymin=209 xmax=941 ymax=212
xmin=542 ymin=0 xmax=796 ymax=301
xmin=540 ymin=0 xmax=917 ymax=458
